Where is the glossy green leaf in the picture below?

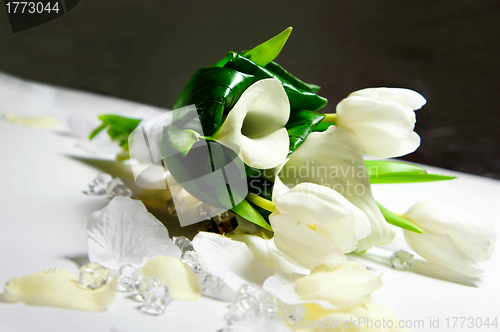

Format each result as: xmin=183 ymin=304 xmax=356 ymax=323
xmin=365 ymin=160 xmax=456 ymax=183
xmin=89 ymin=114 xmax=141 ymax=150
xmin=285 ymin=110 xmax=325 ymax=154
xmin=265 ymin=61 xmax=321 ymax=93
xmin=377 ymin=202 xmax=423 ymax=234
xmin=312 ymin=122 xmax=334 ymax=133
xmin=223 ymin=52 xmax=328 ymax=112
xmin=241 ymin=27 xmax=292 ymax=67
xmin=231 ymin=199 xmax=273 ymax=231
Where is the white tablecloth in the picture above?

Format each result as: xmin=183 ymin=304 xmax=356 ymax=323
xmin=0 ymin=72 xmax=499 ymax=332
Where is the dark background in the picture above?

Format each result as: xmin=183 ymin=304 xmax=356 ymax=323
xmin=1 ymin=0 xmax=499 ymax=178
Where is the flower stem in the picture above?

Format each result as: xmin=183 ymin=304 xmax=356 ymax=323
xmin=246 ymin=194 xmax=276 ymax=213
xmin=321 ymin=113 xmax=337 ymax=124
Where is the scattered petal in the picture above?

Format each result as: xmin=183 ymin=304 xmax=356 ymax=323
xmin=87 ymin=197 xmax=181 ymax=270
xmin=2 ymin=268 xmax=116 ymax=312
xmin=142 ymin=256 xmax=200 ymax=301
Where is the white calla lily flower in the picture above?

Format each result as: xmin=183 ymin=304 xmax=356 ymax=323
xmin=403 ymin=201 xmax=497 ymax=278
xmin=276 ymin=126 xmax=395 ymax=252
xmin=336 ymin=87 xmax=426 ymax=158
xmin=270 ymin=182 xmax=371 ymax=269
xmin=212 ymin=78 xmax=290 ymax=169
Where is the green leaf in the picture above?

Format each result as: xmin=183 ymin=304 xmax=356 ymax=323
xmin=365 ymin=160 xmax=456 ymax=184
xmin=377 ymin=202 xmax=424 ymax=234
xmin=265 ymin=61 xmax=321 ymax=93
xmin=89 ymin=114 xmax=141 ymax=150
xmin=241 ymin=27 xmax=292 ymax=67
xmin=285 ymin=110 xmax=325 ymax=154
xmin=312 ymin=122 xmax=334 ymax=133
xmin=231 ymin=199 xmax=273 ymax=231
xmin=224 ymin=52 xmax=328 ymax=112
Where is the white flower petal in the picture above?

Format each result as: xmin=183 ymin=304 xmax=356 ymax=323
xmin=280 ymin=126 xmax=395 ymax=252
xmin=192 ymin=232 xmax=275 ymax=291
xmin=142 ymin=256 xmax=200 ymax=301
xmin=212 ymin=78 xmax=290 ymax=169
xmin=349 ymin=87 xmax=426 ymax=110
xmin=295 ymin=261 xmax=382 ymax=308
xmin=87 ymin=197 xmax=181 ymax=270
xmin=3 ymin=268 xmax=117 ymax=312
xmin=228 ymin=234 xmax=309 ymax=276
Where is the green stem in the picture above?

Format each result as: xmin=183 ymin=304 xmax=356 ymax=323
xmin=321 ymin=113 xmax=337 ymax=124
xmin=246 ymin=194 xmax=276 ymax=213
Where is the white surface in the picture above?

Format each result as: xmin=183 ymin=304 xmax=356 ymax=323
xmin=0 ymin=73 xmax=499 ymax=331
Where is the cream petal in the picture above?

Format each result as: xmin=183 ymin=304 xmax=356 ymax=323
xmin=87 ymin=197 xmax=181 ymax=270
xmin=192 ymin=232 xmax=275 ymax=291
xmin=263 ymin=274 xmax=337 ymax=310
xmin=295 ymin=261 xmax=382 ymax=308
xmin=212 ymin=78 xmax=290 ymax=169
xmin=142 ymin=256 xmax=200 ymax=301
xmin=2 ymin=268 xmax=116 ymax=312
xmin=280 ymin=126 xmax=395 ymax=252
xmin=404 ymin=230 xmax=484 ymax=278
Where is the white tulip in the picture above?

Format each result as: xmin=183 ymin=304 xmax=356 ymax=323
xmin=212 ymin=78 xmax=290 ymax=169
xmin=276 ymin=126 xmax=395 ymax=252
xmin=403 ymin=201 xmax=497 ymax=277
xmin=269 ymin=182 xmax=371 ymax=269
xmin=336 ymin=87 xmax=426 ymax=158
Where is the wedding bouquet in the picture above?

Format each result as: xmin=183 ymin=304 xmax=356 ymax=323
xmin=4 ymin=28 xmax=497 ymax=332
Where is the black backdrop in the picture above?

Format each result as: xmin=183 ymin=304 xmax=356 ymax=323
xmin=1 ymin=0 xmax=499 ymax=178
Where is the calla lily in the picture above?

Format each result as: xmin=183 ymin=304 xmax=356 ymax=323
xmin=264 ymin=261 xmax=382 ymax=309
xmin=276 ymin=126 xmax=395 ymax=252
xmin=87 ymin=197 xmax=181 ymax=270
xmin=270 ymin=182 xmax=371 ymax=269
xmin=142 ymin=255 xmax=200 ymax=301
xmin=336 ymin=87 xmax=426 ymax=158
xmin=211 ymin=78 xmax=290 ymax=169
xmin=403 ymin=201 xmax=497 ymax=277
xmin=2 ymin=268 xmax=117 ymax=312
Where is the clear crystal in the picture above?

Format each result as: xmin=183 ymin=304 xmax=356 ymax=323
xmin=106 ymin=177 xmax=132 ymax=198
xmin=140 ymin=285 xmax=172 ymax=315
xmin=78 ymin=262 xmax=109 ymax=289
xmin=201 ymin=274 xmax=224 ymax=296
xmin=390 ymin=250 xmax=414 ymax=271
xmin=172 ymin=236 xmax=194 ymax=253
xmin=85 ymin=173 xmax=112 ymax=195
xmin=136 ymin=275 xmax=162 ymax=300
xmin=236 ymin=284 xmax=262 ymax=298
xmin=117 ymin=265 xmax=141 ymax=292
xmin=226 ymin=295 xmax=260 ymax=325
xmin=259 ymin=293 xmax=277 ymax=316
xmin=181 ymin=250 xmax=202 ymax=272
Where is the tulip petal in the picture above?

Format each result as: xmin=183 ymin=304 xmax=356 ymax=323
xmin=404 ymin=230 xmax=484 ymax=278
xmin=279 ymin=126 xmax=395 ymax=252
xmin=2 ymin=268 xmax=116 ymax=312
xmin=350 ymin=87 xmax=427 ymax=110
xmin=192 ymin=232 xmax=275 ymax=290
xmin=142 ymin=256 xmax=200 ymax=301
xmin=87 ymin=197 xmax=181 ymax=270
xmin=212 ymin=78 xmax=290 ymax=169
